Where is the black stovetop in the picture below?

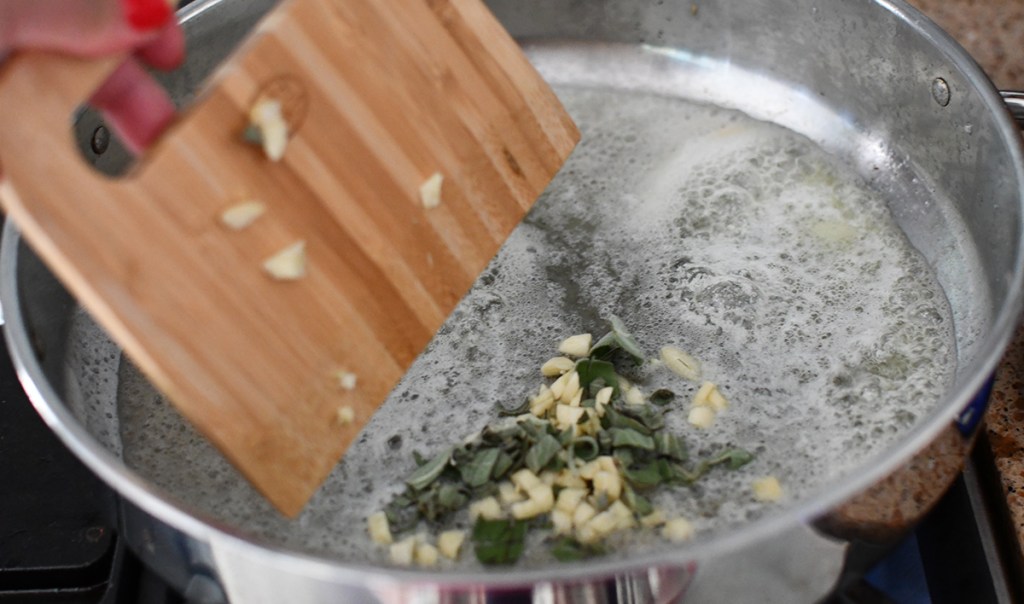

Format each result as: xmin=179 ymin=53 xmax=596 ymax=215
xmin=0 ymin=324 xmax=1019 ymax=603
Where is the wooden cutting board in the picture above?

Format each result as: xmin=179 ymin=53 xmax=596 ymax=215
xmin=0 ymin=0 xmax=578 ymax=516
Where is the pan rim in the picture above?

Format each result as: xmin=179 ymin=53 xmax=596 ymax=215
xmin=3 ymin=0 xmax=1023 ymax=588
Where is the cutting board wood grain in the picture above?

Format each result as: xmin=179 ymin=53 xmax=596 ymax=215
xmin=0 ymin=0 xmax=578 ymax=516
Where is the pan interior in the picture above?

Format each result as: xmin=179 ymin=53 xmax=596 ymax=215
xmin=52 ymin=38 xmax=978 ymax=567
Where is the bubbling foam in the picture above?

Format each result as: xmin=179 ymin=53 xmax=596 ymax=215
xmin=115 ymin=85 xmax=954 ymax=566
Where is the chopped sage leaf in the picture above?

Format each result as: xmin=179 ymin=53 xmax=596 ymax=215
xmin=709 ymin=447 xmax=755 ymax=470
xmin=460 ymin=448 xmax=501 ymax=488
xmin=473 ymin=518 xmax=528 ymax=565
xmin=589 ymin=316 xmax=646 ymax=365
xmin=525 ymin=434 xmax=561 ymax=474
xmin=405 ymin=447 xmax=453 ymax=491
xmin=623 ymin=486 xmax=653 ymax=516
xmin=551 ymin=537 xmax=606 ymax=561
xmin=609 ymin=428 xmax=656 ymax=451
xmin=492 ymin=451 xmax=515 ymax=480
xmin=650 ymin=388 xmax=676 ymax=406
xmin=617 ymin=403 xmax=665 ymax=431
xmin=654 ymin=432 xmax=687 ymax=461
xmin=613 ymin=447 xmax=635 ymax=469
xmin=575 ymin=359 xmax=621 ymax=396
xmin=621 ymin=462 xmax=663 ymax=490
xmin=603 ymin=406 xmax=652 ymax=435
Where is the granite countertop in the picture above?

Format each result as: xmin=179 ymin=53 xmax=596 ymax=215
xmin=907 ymin=0 xmax=1024 ymax=568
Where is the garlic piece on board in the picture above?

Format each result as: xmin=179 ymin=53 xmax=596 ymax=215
xmin=263 ymin=240 xmax=306 ymax=280
xmin=419 ymin=172 xmax=444 ymax=209
xmin=220 ymin=200 xmax=266 ymax=230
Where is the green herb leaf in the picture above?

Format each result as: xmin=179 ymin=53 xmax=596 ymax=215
xmin=492 ymin=451 xmax=515 ymax=480
xmin=649 ymin=389 xmax=676 ymax=406
xmin=617 ymin=403 xmax=665 ymax=432
xmin=551 ymin=536 xmax=606 ymax=561
xmin=473 ymin=518 xmax=528 ymax=565
xmin=623 ymin=485 xmax=653 ymax=516
xmin=573 ymin=436 xmax=600 ymax=461
xmin=525 ymin=434 xmax=562 ymax=474
xmin=609 ymin=428 xmax=656 ymax=451
xmin=575 ymin=359 xmax=621 ymax=396
xmin=589 ymin=316 xmax=646 ymax=365
xmin=708 ymin=447 xmax=755 ymax=470
xmin=437 ymin=483 xmax=469 ymax=511
xmin=384 ymin=494 xmax=420 ymax=533
xmin=612 ymin=447 xmax=635 ymax=469
xmin=654 ymin=432 xmax=687 ymax=461
xmin=603 ymin=406 xmax=652 ymax=435
xmin=621 ymin=462 xmax=663 ymax=490
xmin=405 ymin=447 xmax=453 ymax=491
xmin=459 ymin=448 xmax=501 ymax=488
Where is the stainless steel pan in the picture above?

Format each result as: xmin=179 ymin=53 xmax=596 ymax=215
xmin=3 ymin=0 xmax=1023 ymax=602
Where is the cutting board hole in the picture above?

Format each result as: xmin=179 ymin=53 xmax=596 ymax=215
xmin=73 ymin=106 xmax=136 ymax=177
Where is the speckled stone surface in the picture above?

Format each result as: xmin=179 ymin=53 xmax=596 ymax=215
xmin=906 ymin=0 xmax=1024 ymax=563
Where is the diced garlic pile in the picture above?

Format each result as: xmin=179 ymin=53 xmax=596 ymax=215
xmin=366 ymin=322 xmax=777 ymax=567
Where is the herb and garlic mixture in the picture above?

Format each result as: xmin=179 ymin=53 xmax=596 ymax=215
xmin=366 ymin=318 xmax=763 ymax=566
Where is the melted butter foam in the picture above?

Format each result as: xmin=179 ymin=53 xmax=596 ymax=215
xmin=114 ymin=84 xmax=955 ymax=566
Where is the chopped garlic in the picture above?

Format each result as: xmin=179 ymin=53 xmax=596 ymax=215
xmin=249 ymin=99 xmax=289 ymax=161
xmin=367 ymin=511 xmax=392 ymax=544
xmin=415 ymin=542 xmax=439 ymax=567
xmin=558 ymin=334 xmax=593 ymax=358
xmin=220 ymin=200 xmax=266 ymax=230
xmin=661 ymin=518 xmax=695 ymax=542
xmin=511 ymin=498 xmax=545 ymax=519
xmin=335 ymin=370 xmax=358 ymax=391
xmin=608 ymin=501 xmax=635 ymax=530
xmin=550 ymin=371 xmax=572 ymax=400
xmin=595 ymin=387 xmax=613 ymax=407
xmin=336 ymin=406 xmax=355 ymax=425
xmin=541 ymin=356 xmax=575 ymax=377
xmin=752 ymin=476 xmax=784 ymax=502
xmin=640 ymin=509 xmax=666 ymax=529
xmin=560 ymin=372 xmax=581 ymax=404
xmin=688 ymin=405 xmax=716 ymax=429
xmin=660 ymin=346 xmax=702 ymax=382
xmin=389 ymin=536 xmax=416 ymax=565
xmin=526 ymin=484 xmax=555 ymax=511
xmin=585 ymin=509 xmax=620 ymax=536
xmin=469 ymin=497 xmax=503 ymax=521
xmin=555 ymin=469 xmax=587 ymax=489
xmin=437 ymin=530 xmax=465 ymax=560
xmin=556 ymin=488 xmax=587 ymax=513
xmin=418 ymin=172 xmax=444 ymax=209
xmin=596 ymin=456 xmax=617 ymax=474
xmin=262 ymin=240 xmax=306 ymax=280
xmin=592 ymin=471 xmax=622 ymax=502
xmin=530 ymin=386 xmax=556 ymax=417
xmin=707 ymin=388 xmax=729 ymax=412
xmin=551 ymin=509 xmax=574 ymax=535
xmin=578 ymin=460 xmax=601 ymax=481
xmin=573 ymin=502 xmax=597 ymax=528
xmin=511 ymin=469 xmax=542 ymax=493
xmin=625 ymin=386 xmax=645 ymax=406
xmin=498 ymin=481 xmax=525 ymax=505
xmin=555 ymin=404 xmax=585 ymax=429
xmin=692 ymin=382 xmax=717 ymax=408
